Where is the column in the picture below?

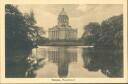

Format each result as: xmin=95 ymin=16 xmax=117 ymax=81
xmin=73 ymin=30 xmax=75 ymax=40
xmin=53 ymin=31 xmax=55 ymax=40
xmin=57 ymin=31 xmax=58 ymax=40
xmin=75 ymin=29 xmax=77 ymax=40
xmin=50 ymin=31 xmax=52 ymax=40
xmin=50 ymin=31 xmax=51 ymax=40
xmin=68 ymin=30 xmax=69 ymax=40
xmin=48 ymin=31 xmax=50 ymax=40
xmin=52 ymin=31 xmax=53 ymax=40
xmin=72 ymin=30 xmax=74 ymax=40
xmin=55 ymin=31 xmax=57 ymax=40
xmin=54 ymin=31 xmax=56 ymax=40
xmin=70 ymin=30 xmax=72 ymax=40
xmin=56 ymin=31 xmax=57 ymax=40
xmin=58 ymin=31 xmax=59 ymax=40
xmin=60 ymin=30 xmax=62 ymax=40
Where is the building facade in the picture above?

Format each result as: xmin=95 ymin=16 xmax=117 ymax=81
xmin=48 ymin=8 xmax=77 ymax=41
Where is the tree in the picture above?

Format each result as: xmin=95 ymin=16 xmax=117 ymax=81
xmin=98 ymin=15 xmax=123 ymax=48
xmin=81 ymin=14 xmax=123 ymax=77
xmin=5 ymin=4 xmax=45 ymax=77
xmin=82 ymin=14 xmax=123 ymax=49
xmin=82 ymin=22 xmax=101 ymax=45
xmin=5 ymin=4 xmax=44 ymax=51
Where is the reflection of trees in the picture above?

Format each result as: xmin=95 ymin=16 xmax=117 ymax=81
xmin=48 ymin=47 xmax=77 ymax=77
xmin=81 ymin=14 xmax=123 ymax=78
xmin=5 ymin=5 xmax=45 ymax=77
xmin=82 ymin=48 xmax=99 ymax=71
xmin=82 ymin=48 xmax=123 ymax=77
xmin=25 ymin=49 xmax=46 ymax=77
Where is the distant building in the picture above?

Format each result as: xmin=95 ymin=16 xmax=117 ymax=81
xmin=48 ymin=8 xmax=77 ymax=40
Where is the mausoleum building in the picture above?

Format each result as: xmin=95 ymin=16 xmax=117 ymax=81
xmin=48 ymin=8 xmax=77 ymax=40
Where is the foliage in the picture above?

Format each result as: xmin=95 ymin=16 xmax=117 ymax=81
xmin=6 ymin=5 xmax=44 ymax=50
xmin=82 ymin=22 xmax=101 ymax=45
xmin=82 ymin=48 xmax=123 ymax=77
xmin=5 ymin=4 xmax=45 ymax=77
xmin=82 ymin=15 xmax=123 ymax=77
xmin=82 ymin=15 xmax=123 ymax=49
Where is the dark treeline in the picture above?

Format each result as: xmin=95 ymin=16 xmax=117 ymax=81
xmin=5 ymin=4 xmax=44 ymax=77
xmin=82 ymin=15 xmax=123 ymax=77
xmin=82 ymin=14 xmax=123 ymax=49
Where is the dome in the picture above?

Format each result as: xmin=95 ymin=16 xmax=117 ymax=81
xmin=58 ymin=8 xmax=69 ymax=26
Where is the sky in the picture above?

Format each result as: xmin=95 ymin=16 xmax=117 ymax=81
xmin=17 ymin=4 xmax=123 ymax=38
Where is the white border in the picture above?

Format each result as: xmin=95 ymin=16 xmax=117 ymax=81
xmin=0 ymin=0 xmax=127 ymax=83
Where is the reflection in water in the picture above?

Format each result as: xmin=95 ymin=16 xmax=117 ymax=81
xmin=48 ymin=47 xmax=77 ymax=77
xmin=25 ymin=48 xmax=46 ymax=77
xmin=82 ymin=48 xmax=123 ymax=77
xmin=26 ymin=46 xmax=122 ymax=78
xmin=8 ymin=46 xmax=123 ymax=78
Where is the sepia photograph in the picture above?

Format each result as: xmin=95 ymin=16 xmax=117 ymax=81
xmin=0 ymin=0 xmax=127 ymax=83
xmin=5 ymin=4 xmax=124 ymax=78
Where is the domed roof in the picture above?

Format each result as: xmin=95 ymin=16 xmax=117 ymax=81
xmin=58 ymin=8 xmax=69 ymax=26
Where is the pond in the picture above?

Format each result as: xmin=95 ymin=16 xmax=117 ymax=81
xmin=31 ymin=46 xmax=109 ymax=78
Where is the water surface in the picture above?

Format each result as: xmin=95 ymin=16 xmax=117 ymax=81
xmin=32 ymin=46 xmax=107 ymax=78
